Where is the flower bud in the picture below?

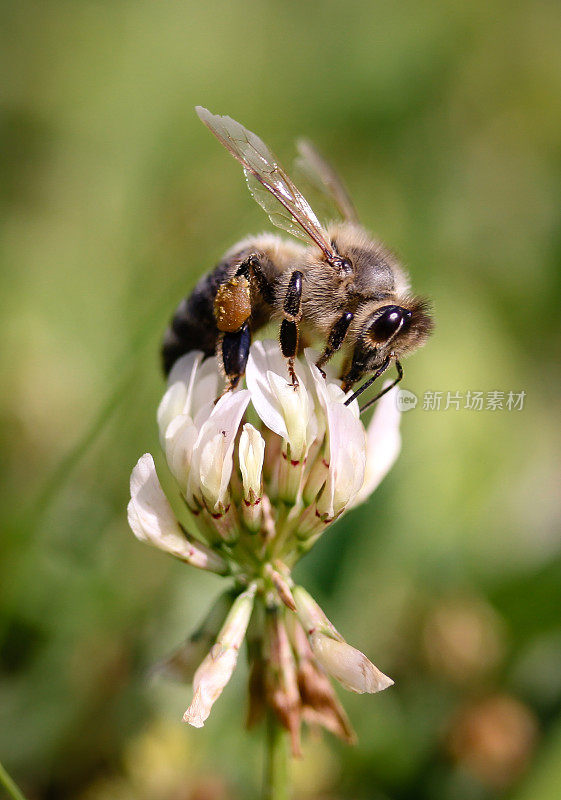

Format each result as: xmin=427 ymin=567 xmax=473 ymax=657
xmin=187 ymin=390 xmax=251 ymax=515
xmin=128 ymin=454 xmax=228 ymax=574
xmin=162 ymin=414 xmax=197 ymax=494
xmin=157 ymin=352 xmax=222 ymax=442
xmin=239 ymin=424 xmax=265 ymax=500
xmin=268 ymin=372 xmax=310 ymax=463
xmin=157 ymin=352 xmax=203 ymax=442
xmin=246 ymin=341 xmax=316 ymax=464
xmin=293 ymin=586 xmax=393 ymax=694
xmin=315 ymin=400 xmax=366 ymax=520
xmin=239 ymin=423 xmax=265 ymax=529
xmin=308 ymin=632 xmax=393 ymax=694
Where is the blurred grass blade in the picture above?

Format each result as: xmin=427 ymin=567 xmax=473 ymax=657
xmin=0 ymin=761 xmax=29 ymax=800
xmin=26 ymin=288 xmax=177 ymax=530
xmin=28 ymin=365 xmax=138 ymax=525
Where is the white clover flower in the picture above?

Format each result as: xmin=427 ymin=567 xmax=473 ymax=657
xmin=308 ymin=634 xmax=393 ymax=694
xmin=128 ymin=340 xmax=402 ymax=738
xmin=239 ymin=423 xmax=266 ymax=530
xmin=239 ymin=423 xmax=265 ymax=501
xmin=184 ymin=584 xmax=256 ymax=727
xmin=187 ymin=389 xmax=251 ymax=515
xmin=292 ymin=586 xmax=393 ymax=694
xmin=128 ymin=453 xmax=228 ymax=574
xmin=246 ymin=340 xmax=319 ymax=503
xmin=351 ymin=382 xmax=402 ymax=508
xmin=246 ymin=340 xmax=317 ymax=464
xmin=315 ymin=397 xmax=366 ymax=520
xmin=157 ymin=352 xmax=223 ymax=494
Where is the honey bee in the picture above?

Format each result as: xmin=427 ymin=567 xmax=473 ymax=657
xmin=162 ymin=107 xmax=433 ymax=412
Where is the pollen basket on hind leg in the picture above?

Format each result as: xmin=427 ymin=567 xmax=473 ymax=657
xmin=214 ymin=275 xmax=252 ymax=332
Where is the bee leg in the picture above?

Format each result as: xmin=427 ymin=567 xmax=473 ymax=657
xmin=220 ymin=321 xmax=252 ymax=393
xmin=235 ymin=254 xmax=275 ymax=304
xmin=315 ymin=312 xmax=354 ymax=377
xmin=358 ymin=360 xmax=403 ymax=414
xmin=280 ymin=271 xmax=303 ymax=388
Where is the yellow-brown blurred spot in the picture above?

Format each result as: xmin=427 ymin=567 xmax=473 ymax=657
xmin=422 ymin=597 xmax=505 ymax=683
xmin=447 ymin=695 xmax=538 ymax=789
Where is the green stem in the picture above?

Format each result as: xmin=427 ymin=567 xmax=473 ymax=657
xmin=263 ymin=713 xmax=290 ymax=800
xmin=0 ymin=761 xmax=28 ymax=800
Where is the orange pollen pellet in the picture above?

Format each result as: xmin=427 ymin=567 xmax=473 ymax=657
xmin=214 ymin=276 xmax=252 ymax=332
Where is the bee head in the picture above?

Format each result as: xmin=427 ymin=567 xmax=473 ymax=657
xmin=345 ymin=297 xmax=433 ymax=385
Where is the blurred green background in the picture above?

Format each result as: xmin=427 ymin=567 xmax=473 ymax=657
xmin=1 ymin=1 xmax=560 ymax=798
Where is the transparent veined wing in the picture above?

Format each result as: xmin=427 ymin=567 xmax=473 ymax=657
xmin=296 ymin=138 xmax=359 ymax=224
xmin=196 ymin=106 xmax=338 ymax=263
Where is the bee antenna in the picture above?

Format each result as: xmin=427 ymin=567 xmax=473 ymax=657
xmin=343 ymin=357 xmax=391 ymax=406
xmin=359 ymin=360 xmax=404 ymax=414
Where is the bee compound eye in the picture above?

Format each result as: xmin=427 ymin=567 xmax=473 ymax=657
xmin=369 ymin=306 xmax=410 ymax=343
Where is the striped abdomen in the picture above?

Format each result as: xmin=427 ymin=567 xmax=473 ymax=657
xmin=161 ymin=261 xmax=231 ymax=375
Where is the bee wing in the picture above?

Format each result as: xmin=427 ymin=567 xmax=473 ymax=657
xmin=196 ymin=106 xmax=338 ymax=262
xmin=296 ymin=139 xmax=359 ymax=224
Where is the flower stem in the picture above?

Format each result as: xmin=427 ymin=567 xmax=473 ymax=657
xmin=263 ymin=712 xmax=290 ymax=800
xmin=0 ymin=761 xmax=28 ymax=800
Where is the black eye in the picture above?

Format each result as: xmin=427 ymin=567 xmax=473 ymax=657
xmin=369 ymin=306 xmax=410 ymax=343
